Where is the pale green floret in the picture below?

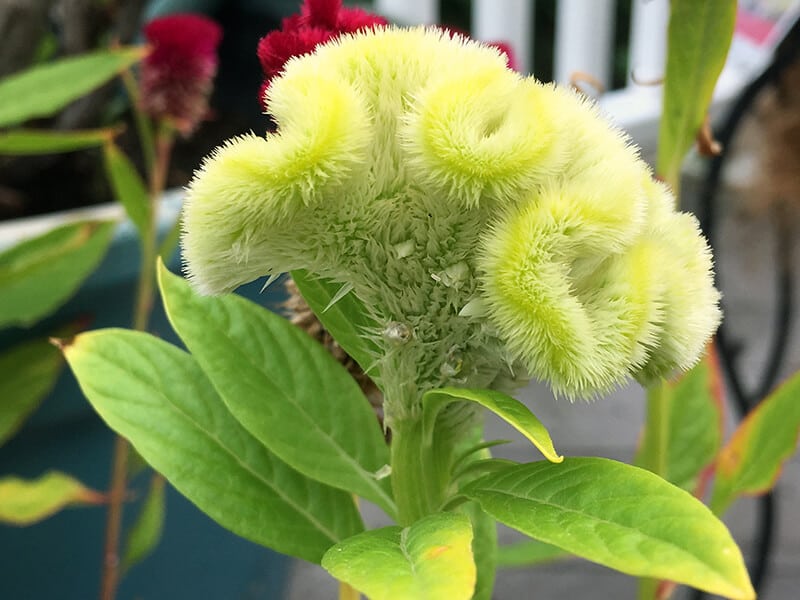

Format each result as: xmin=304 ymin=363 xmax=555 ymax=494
xmin=181 ymin=27 xmax=721 ymax=410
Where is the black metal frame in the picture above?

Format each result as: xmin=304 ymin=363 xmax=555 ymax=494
xmin=692 ymin=18 xmax=800 ymax=599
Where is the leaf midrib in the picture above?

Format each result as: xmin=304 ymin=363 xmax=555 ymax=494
xmin=192 ymin=302 xmax=394 ymax=513
xmin=474 ymin=486 xmax=733 ymax=586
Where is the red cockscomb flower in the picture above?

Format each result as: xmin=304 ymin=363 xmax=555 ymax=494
xmin=436 ymin=25 xmax=519 ymax=71
xmin=256 ymin=0 xmax=387 ymax=111
xmin=140 ymin=13 xmax=222 ymax=135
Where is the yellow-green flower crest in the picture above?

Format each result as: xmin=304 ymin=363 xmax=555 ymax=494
xmin=182 ymin=27 xmax=720 ymax=402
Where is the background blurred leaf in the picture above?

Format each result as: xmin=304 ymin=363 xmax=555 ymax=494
xmin=103 ymin=141 xmax=150 ymax=237
xmin=711 ymin=370 xmax=800 ymax=514
xmin=657 ymin=0 xmax=736 ymax=187
xmin=0 ymin=220 xmax=116 ymax=327
xmin=0 ymin=127 xmax=118 ymax=155
xmin=122 ymin=474 xmax=166 ymax=573
xmin=0 ymin=47 xmax=146 ymax=127
xmin=0 ymin=336 xmax=63 ymax=446
xmin=0 ymin=472 xmax=104 ymax=525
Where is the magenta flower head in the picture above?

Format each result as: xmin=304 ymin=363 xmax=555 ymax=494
xmin=140 ymin=13 xmax=222 ymax=135
xmin=256 ymin=0 xmax=387 ymax=111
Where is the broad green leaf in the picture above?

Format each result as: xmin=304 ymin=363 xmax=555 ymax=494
xmin=462 ymin=502 xmax=496 ymax=600
xmin=0 ymin=337 xmax=63 ymax=446
xmin=711 ymin=370 xmax=800 ymax=515
xmin=0 ymin=220 xmax=116 ymax=327
xmin=290 ymin=269 xmax=381 ymax=380
xmin=0 ymin=47 xmax=146 ymax=127
xmin=496 ymin=540 xmax=569 ymax=569
xmin=463 ymin=458 xmax=754 ymax=600
xmin=422 ymin=387 xmax=562 ymax=464
xmin=322 ymin=512 xmax=476 ymax=600
xmin=0 ymin=472 xmax=103 ymax=525
xmin=636 ymin=350 xmax=723 ymax=491
xmin=102 ymin=142 xmax=150 ymax=236
xmin=657 ymin=0 xmax=736 ymax=186
xmin=158 ymin=263 xmax=395 ymax=517
xmin=63 ymin=329 xmax=363 ymax=562
xmin=122 ymin=474 xmax=166 ymax=572
xmin=0 ymin=127 xmax=118 ymax=155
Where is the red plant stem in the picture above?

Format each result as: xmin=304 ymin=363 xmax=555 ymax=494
xmin=99 ymin=437 xmax=130 ymax=600
xmin=99 ymin=125 xmax=175 ymax=600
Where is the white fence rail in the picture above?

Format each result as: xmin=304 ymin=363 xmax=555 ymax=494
xmin=373 ymin=0 xmax=791 ymax=156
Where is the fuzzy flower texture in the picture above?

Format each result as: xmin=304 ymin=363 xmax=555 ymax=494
xmin=182 ymin=27 xmax=721 ymax=407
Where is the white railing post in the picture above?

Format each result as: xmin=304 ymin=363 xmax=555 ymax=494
xmin=554 ymin=0 xmax=616 ymax=88
xmin=472 ymin=0 xmax=534 ymax=74
xmin=374 ymin=0 xmax=439 ymax=25
xmin=627 ymin=0 xmax=669 ymax=85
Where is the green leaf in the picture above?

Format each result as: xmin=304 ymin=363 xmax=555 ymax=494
xmin=657 ymin=0 xmax=737 ymax=186
xmin=463 ymin=458 xmax=754 ymax=600
xmin=0 ymin=47 xmax=146 ymax=127
xmin=102 ymin=141 xmax=150 ymax=237
xmin=63 ymin=329 xmax=363 ymax=562
xmin=636 ymin=350 xmax=723 ymax=491
xmin=322 ymin=512 xmax=476 ymax=600
xmin=711 ymin=370 xmax=800 ymax=515
xmin=0 ymin=220 xmax=116 ymax=328
xmin=496 ymin=540 xmax=569 ymax=569
xmin=0 ymin=336 xmax=63 ymax=446
xmin=0 ymin=127 xmax=118 ymax=155
xmin=462 ymin=502 xmax=496 ymax=600
xmin=122 ymin=474 xmax=166 ymax=572
xmin=290 ymin=269 xmax=381 ymax=380
xmin=453 ymin=459 xmax=518 ymax=485
xmin=422 ymin=387 xmax=562 ymax=464
xmin=158 ymin=263 xmax=395 ymax=517
xmin=0 ymin=472 xmax=103 ymax=525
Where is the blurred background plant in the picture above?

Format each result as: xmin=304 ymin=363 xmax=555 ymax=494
xmin=0 ymin=4 xmax=231 ymax=599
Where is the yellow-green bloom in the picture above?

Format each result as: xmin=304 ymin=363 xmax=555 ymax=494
xmin=182 ymin=27 xmax=720 ymax=406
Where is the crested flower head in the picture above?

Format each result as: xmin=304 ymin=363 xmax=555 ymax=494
xmin=140 ymin=13 xmax=222 ymax=135
xmin=182 ymin=27 xmax=720 ymax=409
xmin=256 ymin=0 xmax=387 ymax=111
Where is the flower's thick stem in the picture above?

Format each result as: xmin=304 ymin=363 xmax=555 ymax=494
xmin=643 ymin=378 xmax=670 ymax=478
xmin=638 ymin=378 xmax=671 ymax=600
xmin=390 ymin=417 xmax=451 ymax=526
xmin=100 ymin=125 xmax=174 ymax=600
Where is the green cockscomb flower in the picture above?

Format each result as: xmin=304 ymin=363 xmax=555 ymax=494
xmin=182 ymin=27 xmax=720 ymax=412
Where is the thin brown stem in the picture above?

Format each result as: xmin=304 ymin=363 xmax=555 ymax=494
xmin=132 ymin=126 xmax=174 ymax=332
xmin=99 ymin=124 xmax=175 ymax=600
xmin=99 ymin=436 xmax=131 ymax=600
